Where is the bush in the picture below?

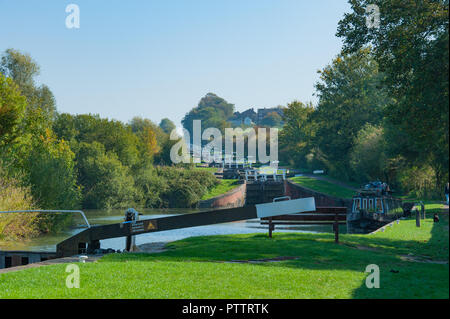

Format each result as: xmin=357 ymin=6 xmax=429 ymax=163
xmin=134 ymin=166 xmax=219 ymax=208
xmin=28 ymin=130 xmax=81 ymax=210
xmin=77 ymin=142 xmax=138 ymax=209
xmin=398 ymin=165 xmax=440 ymax=200
xmin=0 ymin=168 xmax=40 ymax=240
xmin=350 ymin=124 xmax=387 ymax=182
xmin=133 ymin=167 xmax=169 ymax=208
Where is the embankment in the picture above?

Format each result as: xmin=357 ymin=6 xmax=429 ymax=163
xmin=198 ymin=183 xmax=246 ymax=209
xmin=285 ymin=180 xmax=353 ymax=211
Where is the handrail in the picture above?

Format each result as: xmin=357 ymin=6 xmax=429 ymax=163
xmin=273 ymin=196 xmax=291 ymax=202
xmin=0 ymin=210 xmax=91 ymax=228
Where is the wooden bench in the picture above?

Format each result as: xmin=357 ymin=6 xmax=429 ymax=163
xmin=260 ymin=207 xmax=347 ymax=243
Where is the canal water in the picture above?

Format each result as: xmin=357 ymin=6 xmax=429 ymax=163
xmin=0 ymin=208 xmax=346 ymax=252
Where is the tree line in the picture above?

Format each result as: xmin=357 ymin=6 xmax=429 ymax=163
xmin=280 ymin=0 xmax=448 ymax=199
xmin=0 ymin=49 xmax=218 ymax=239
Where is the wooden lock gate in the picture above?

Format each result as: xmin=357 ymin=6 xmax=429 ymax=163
xmin=56 ymin=197 xmax=317 ymax=257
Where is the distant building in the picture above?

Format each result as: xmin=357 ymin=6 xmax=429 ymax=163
xmin=229 ymin=107 xmax=285 ymax=127
xmin=229 ymin=108 xmax=257 ymax=126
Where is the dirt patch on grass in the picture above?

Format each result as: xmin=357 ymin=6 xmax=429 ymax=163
xmin=137 ymin=242 xmax=170 ymax=254
xmin=400 ymin=255 xmax=448 ymax=264
xmin=342 ymin=243 xmax=382 ymax=252
xmin=222 ymin=256 xmax=300 ymax=264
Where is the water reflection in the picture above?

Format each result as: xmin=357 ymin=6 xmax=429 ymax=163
xmin=0 ymin=208 xmax=346 ymax=252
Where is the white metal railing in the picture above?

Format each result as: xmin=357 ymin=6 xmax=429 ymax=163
xmin=0 ymin=210 xmax=91 ymax=228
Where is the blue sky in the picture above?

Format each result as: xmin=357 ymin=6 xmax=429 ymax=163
xmin=0 ymin=0 xmax=350 ymax=127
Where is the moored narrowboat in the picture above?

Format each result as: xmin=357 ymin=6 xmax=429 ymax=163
xmin=347 ymin=181 xmax=407 ymax=233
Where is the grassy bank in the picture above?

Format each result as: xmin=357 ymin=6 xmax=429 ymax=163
xmin=289 ymin=176 xmax=355 ymax=199
xmin=400 ymin=199 xmax=446 ymax=212
xmin=194 ymin=166 xmax=218 ymax=174
xmin=0 ymin=213 xmax=448 ymax=299
xmin=200 ymin=179 xmax=239 ymax=200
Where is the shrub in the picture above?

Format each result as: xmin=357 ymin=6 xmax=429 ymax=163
xmin=134 ymin=166 xmax=219 ymax=208
xmin=77 ymin=142 xmax=138 ymax=209
xmin=398 ymin=165 xmax=440 ymax=200
xmin=0 ymin=168 xmax=39 ymax=240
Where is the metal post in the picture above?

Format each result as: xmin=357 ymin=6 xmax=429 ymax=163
xmin=334 ymin=213 xmax=339 ymax=243
xmin=125 ymin=208 xmax=140 ymax=251
xmin=268 ymin=218 xmax=273 ymax=238
xmin=420 ymin=202 xmax=425 ymax=220
xmin=415 ymin=209 xmax=421 ymax=227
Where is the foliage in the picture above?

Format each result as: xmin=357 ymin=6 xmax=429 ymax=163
xmin=27 ymin=129 xmax=81 ymax=209
xmin=159 ymin=118 xmax=176 ymax=134
xmin=0 ymin=49 xmax=56 ymax=125
xmin=0 ymin=49 xmax=81 ymax=235
xmin=129 ymin=116 xmax=166 ymax=166
xmin=337 ymin=0 xmax=449 ymax=192
xmin=0 ymin=48 xmax=40 ymax=88
xmin=260 ymin=111 xmax=283 ymax=127
xmin=279 ymin=101 xmax=317 ymax=169
xmin=76 ymin=142 xmax=137 ymax=209
xmin=350 ymin=124 xmax=387 ymax=182
xmin=201 ymin=179 xmax=238 ymax=200
xmin=181 ymin=93 xmax=234 ymax=142
xmin=0 ymin=73 xmax=26 ymax=146
xmin=155 ymin=166 xmax=219 ymax=208
xmin=398 ymin=165 xmax=439 ymax=200
xmin=313 ymin=48 xmax=388 ymax=179
xmin=0 ymin=167 xmax=39 ymax=240
xmin=54 ymin=113 xmax=140 ymax=167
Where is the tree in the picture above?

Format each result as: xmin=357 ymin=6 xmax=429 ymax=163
xmin=76 ymin=142 xmax=137 ymax=209
xmin=0 ymin=50 xmax=80 ymax=212
xmin=279 ymin=101 xmax=317 ymax=168
xmin=350 ymin=124 xmax=387 ymax=182
xmin=27 ymin=129 xmax=81 ymax=211
xmin=0 ymin=48 xmax=39 ymax=89
xmin=0 ymin=49 xmax=56 ymax=124
xmin=337 ymin=0 xmax=449 ymax=190
xmin=313 ymin=48 xmax=389 ymax=179
xmin=260 ymin=111 xmax=283 ymax=127
xmin=54 ymin=113 xmax=141 ymax=168
xmin=130 ymin=117 xmax=168 ymax=166
xmin=0 ymin=73 xmax=27 ymax=146
xmin=159 ymin=118 xmax=176 ymax=134
xmin=181 ymin=93 xmax=234 ymax=143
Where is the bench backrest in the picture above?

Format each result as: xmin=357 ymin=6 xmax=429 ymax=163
xmin=261 ymin=207 xmax=347 ymax=222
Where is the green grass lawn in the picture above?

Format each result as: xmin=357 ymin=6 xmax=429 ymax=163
xmin=0 ymin=213 xmax=448 ymax=299
xmin=201 ymin=179 xmax=239 ymax=200
xmin=194 ymin=165 xmax=218 ymax=174
xmin=289 ymin=176 xmax=356 ymax=199
xmin=400 ymin=198 xmax=446 ymax=212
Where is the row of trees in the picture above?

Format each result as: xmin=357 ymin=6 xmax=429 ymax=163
xmin=280 ymin=0 xmax=448 ymax=199
xmin=0 ymin=49 xmax=219 ymax=238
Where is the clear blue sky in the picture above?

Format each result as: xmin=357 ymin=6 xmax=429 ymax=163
xmin=0 ymin=0 xmax=350 ymax=127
